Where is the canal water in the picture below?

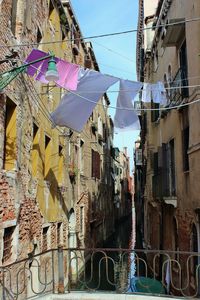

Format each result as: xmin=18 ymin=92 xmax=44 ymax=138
xmin=82 ymin=208 xmax=136 ymax=292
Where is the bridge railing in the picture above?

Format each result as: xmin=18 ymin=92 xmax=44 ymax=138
xmin=0 ymin=247 xmax=200 ymax=299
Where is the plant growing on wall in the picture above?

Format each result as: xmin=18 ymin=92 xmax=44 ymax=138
xmin=68 ymin=161 xmax=78 ymax=178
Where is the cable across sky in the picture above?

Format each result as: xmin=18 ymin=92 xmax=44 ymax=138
xmin=1 ymin=16 xmax=200 ymax=49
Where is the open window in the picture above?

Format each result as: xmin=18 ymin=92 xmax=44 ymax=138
xmin=3 ymin=98 xmax=17 ymax=171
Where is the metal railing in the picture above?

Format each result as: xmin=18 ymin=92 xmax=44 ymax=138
xmin=169 ymin=68 xmax=189 ymax=105
xmin=1 ymin=247 xmax=200 ymax=299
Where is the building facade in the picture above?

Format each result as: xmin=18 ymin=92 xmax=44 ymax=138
xmin=0 ymin=0 xmax=116 ymax=271
xmin=113 ymin=147 xmax=132 ymax=222
xmin=136 ymin=0 xmax=200 ymax=292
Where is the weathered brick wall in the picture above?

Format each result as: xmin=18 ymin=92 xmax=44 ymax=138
xmin=0 ymin=173 xmax=16 ymax=223
xmin=76 ymin=191 xmax=91 ymax=248
xmin=0 ymin=0 xmax=50 ymax=266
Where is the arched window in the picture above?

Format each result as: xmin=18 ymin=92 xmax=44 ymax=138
xmin=164 ymin=73 xmax=170 ymax=102
xmin=167 ymin=65 xmax=172 ymax=99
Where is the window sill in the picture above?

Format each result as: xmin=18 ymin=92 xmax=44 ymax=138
xmin=183 ymin=170 xmax=190 ymax=174
xmin=163 ymin=197 xmax=177 ymax=207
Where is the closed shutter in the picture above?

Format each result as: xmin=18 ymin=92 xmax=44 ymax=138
xmin=95 ymin=151 xmax=100 ymax=179
xmin=162 ymin=143 xmax=169 ymax=196
xmin=92 ymin=150 xmax=100 ymax=179
xmin=91 ymin=149 xmax=95 ymax=177
xmin=182 ymin=127 xmax=189 ymax=171
xmin=169 ymin=139 xmax=176 ymax=196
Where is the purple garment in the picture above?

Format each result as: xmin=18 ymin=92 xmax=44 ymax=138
xmin=25 ymin=49 xmax=79 ymax=90
xmin=25 ymin=49 xmax=48 ymax=76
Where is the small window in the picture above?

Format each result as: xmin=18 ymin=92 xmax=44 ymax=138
xmin=91 ymin=150 xmax=100 ymax=179
xmin=80 ymin=140 xmax=84 ymax=174
xmin=42 ymin=227 xmax=49 ymax=252
xmin=31 ymin=123 xmax=39 ymax=177
xmin=11 ymin=0 xmax=18 ymax=35
xmin=2 ymin=226 xmax=15 ymax=264
xmin=182 ymin=126 xmax=189 ymax=171
xmin=80 ymin=206 xmax=84 ymax=234
xmin=58 ymin=145 xmax=63 ymax=183
xmin=37 ymin=27 xmax=42 ymax=44
xmin=57 ymin=223 xmax=62 ymax=246
xmin=49 ymin=0 xmax=54 ymax=17
xmin=44 ymin=135 xmax=51 ymax=178
xmin=151 ymin=101 xmax=160 ymax=122
xmin=4 ymin=98 xmax=17 ymax=170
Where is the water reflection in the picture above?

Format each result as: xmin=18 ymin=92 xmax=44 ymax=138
xmin=83 ymin=208 xmax=136 ymax=292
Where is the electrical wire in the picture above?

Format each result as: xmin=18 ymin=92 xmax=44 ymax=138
xmin=92 ymin=40 xmax=135 ymax=63
xmin=1 ymin=16 xmax=200 ymax=49
xmin=67 ymin=88 xmax=200 ymax=111
xmin=4 ymin=81 xmax=200 ymax=95
xmin=4 ymin=60 xmax=200 ymax=113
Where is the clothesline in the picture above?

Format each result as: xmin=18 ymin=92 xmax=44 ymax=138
xmin=4 ymin=48 xmax=198 ymax=133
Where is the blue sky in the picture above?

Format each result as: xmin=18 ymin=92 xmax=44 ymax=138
xmin=70 ymin=0 xmax=140 ymax=170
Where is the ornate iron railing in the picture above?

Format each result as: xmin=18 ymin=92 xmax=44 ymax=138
xmin=169 ymin=68 xmax=189 ymax=105
xmin=0 ymin=247 xmax=200 ymax=299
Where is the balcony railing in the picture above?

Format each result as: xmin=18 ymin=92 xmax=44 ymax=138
xmin=169 ymin=68 xmax=189 ymax=105
xmin=0 ymin=247 xmax=200 ymax=299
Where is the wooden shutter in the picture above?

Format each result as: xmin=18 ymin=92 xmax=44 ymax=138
xmin=182 ymin=127 xmax=189 ymax=171
xmin=91 ymin=149 xmax=95 ymax=177
xmin=162 ymin=143 xmax=169 ymax=197
xmin=95 ymin=151 xmax=100 ymax=179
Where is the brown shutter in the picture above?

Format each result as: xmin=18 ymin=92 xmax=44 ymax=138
xmin=91 ymin=149 xmax=95 ymax=177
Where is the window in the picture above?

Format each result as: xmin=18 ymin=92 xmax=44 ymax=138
xmin=91 ymin=150 xmax=100 ymax=179
xmin=162 ymin=140 xmax=176 ymax=197
xmin=58 ymin=145 xmax=63 ymax=184
xmin=25 ymin=0 xmax=32 ymax=30
xmin=42 ymin=227 xmax=49 ymax=252
xmin=49 ymin=0 xmax=54 ymax=17
xmin=179 ymin=40 xmax=189 ymax=98
xmin=98 ymin=115 xmax=103 ymax=136
xmin=152 ymin=152 xmax=161 ymax=198
xmin=57 ymin=223 xmax=62 ymax=246
xmin=44 ymin=135 xmax=51 ymax=179
xmin=80 ymin=206 xmax=84 ymax=234
xmin=11 ymin=0 xmax=18 ymax=35
xmin=182 ymin=126 xmax=189 ymax=171
xmin=153 ymin=49 xmax=159 ymax=72
xmin=37 ymin=27 xmax=42 ymax=44
xmin=151 ymin=101 xmax=160 ymax=122
xmin=80 ymin=140 xmax=84 ymax=174
xmin=31 ymin=123 xmax=39 ymax=177
xmin=2 ymin=226 xmax=15 ymax=264
xmin=4 ymin=98 xmax=17 ymax=171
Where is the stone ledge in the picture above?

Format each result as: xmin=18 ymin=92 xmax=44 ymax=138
xmin=38 ymin=292 xmax=181 ymax=300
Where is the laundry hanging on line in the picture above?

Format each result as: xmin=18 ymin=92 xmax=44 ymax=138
xmin=24 ymin=49 xmax=168 ymax=132
xmin=114 ymin=79 xmax=142 ymax=131
xmin=50 ymin=67 xmax=118 ymax=132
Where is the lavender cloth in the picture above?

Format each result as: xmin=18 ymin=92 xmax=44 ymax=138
xmin=51 ymin=68 xmax=119 ymax=132
xmin=25 ymin=49 xmax=79 ymax=90
xmin=25 ymin=49 xmax=47 ymax=76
